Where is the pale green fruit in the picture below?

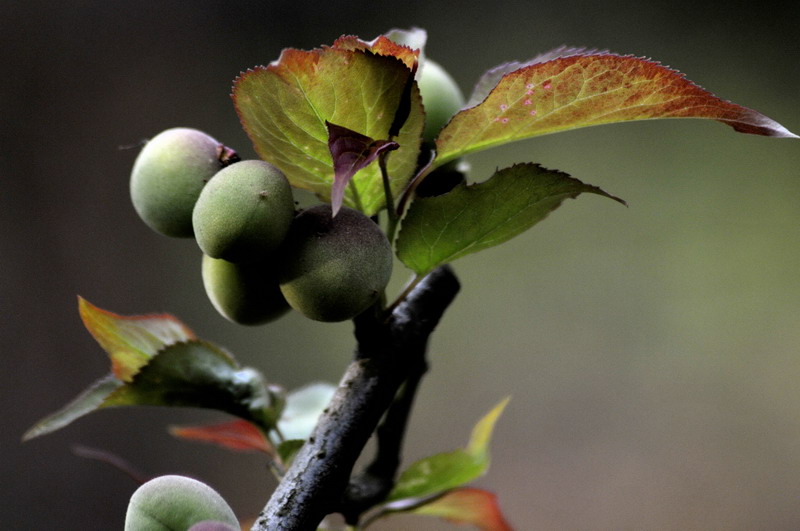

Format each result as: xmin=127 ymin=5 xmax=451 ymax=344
xmin=279 ymin=205 xmax=393 ymax=322
xmin=202 ymin=254 xmax=290 ymax=326
xmin=187 ymin=521 xmax=238 ymax=531
xmin=130 ymin=128 xmax=238 ymax=238
xmin=124 ymin=475 xmax=238 ymax=531
xmin=417 ymin=59 xmax=465 ymax=143
xmin=193 ymin=160 xmax=295 ymax=263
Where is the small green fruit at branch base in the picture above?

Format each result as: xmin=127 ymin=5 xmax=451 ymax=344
xmin=130 ymin=128 xmax=238 ymax=238
xmin=187 ymin=521 xmax=239 ymax=531
xmin=202 ymin=254 xmax=290 ymax=325
xmin=193 ymin=160 xmax=295 ymax=262
xmin=279 ymin=205 xmax=393 ymax=322
xmin=124 ymin=475 xmax=238 ymax=531
xmin=418 ymin=59 xmax=465 ymax=143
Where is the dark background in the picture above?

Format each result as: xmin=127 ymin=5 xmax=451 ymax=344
xmin=3 ymin=1 xmax=799 ymax=529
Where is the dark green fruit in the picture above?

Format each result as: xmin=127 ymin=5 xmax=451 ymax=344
xmin=130 ymin=127 xmax=238 ymax=238
xmin=202 ymin=254 xmax=290 ymax=325
xmin=124 ymin=475 xmax=238 ymax=531
xmin=279 ymin=205 xmax=393 ymax=322
xmin=417 ymin=59 xmax=465 ymax=143
xmin=193 ymin=160 xmax=295 ymax=262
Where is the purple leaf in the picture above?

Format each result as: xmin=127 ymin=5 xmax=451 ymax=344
xmin=326 ymin=121 xmax=399 ymax=216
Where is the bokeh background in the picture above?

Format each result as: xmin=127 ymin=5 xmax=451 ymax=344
xmin=3 ymin=1 xmax=799 ymax=529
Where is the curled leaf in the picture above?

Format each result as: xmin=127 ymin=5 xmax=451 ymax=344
xmin=326 ymin=122 xmax=399 ymax=216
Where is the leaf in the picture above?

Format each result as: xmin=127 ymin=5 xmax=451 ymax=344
xmin=22 ymin=374 xmax=122 ymax=441
xmin=169 ymin=419 xmax=272 ymax=454
xmin=103 ymin=341 xmax=278 ymax=430
xmin=466 ymin=46 xmax=602 ymax=108
xmin=397 ymin=163 xmax=624 ymax=274
xmin=277 ymin=382 xmax=337 ymax=441
xmin=383 ymin=27 xmax=428 ymax=60
xmin=277 ymin=439 xmax=305 ymax=467
xmin=398 ymin=488 xmax=513 ymax=531
xmin=434 ymin=52 xmax=797 ymax=169
xmin=326 ymin=121 xmax=399 ymax=216
xmin=233 ymin=44 xmax=424 ymax=215
xmin=387 ymin=398 xmax=510 ymax=501
xmin=332 ymin=33 xmax=420 ymax=70
xmin=78 ymin=296 xmax=195 ymax=381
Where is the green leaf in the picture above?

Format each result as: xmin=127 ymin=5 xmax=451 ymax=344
xmin=276 ymin=439 xmax=305 ymax=467
xmin=103 ymin=341 xmax=277 ymax=430
xmin=388 ymin=488 xmax=512 ymax=531
xmin=433 ymin=52 xmax=797 ymax=169
xmin=78 ymin=296 xmax=195 ymax=381
xmin=233 ymin=42 xmax=424 ymax=215
xmin=277 ymin=382 xmax=337 ymax=441
xmin=397 ymin=163 xmax=624 ymax=274
xmin=22 ymin=374 xmax=122 ymax=441
xmin=387 ymin=398 xmax=510 ymax=502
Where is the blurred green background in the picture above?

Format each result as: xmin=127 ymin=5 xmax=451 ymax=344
xmin=3 ymin=1 xmax=798 ymax=529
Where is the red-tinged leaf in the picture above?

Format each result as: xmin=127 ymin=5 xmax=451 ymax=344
xmin=404 ymin=488 xmax=513 ymax=531
xmin=78 ymin=297 xmax=195 ymax=382
xmin=333 ymin=34 xmax=420 ymax=70
xmin=233 ymin=45 xmax=424 ymax=216
xmin=169 ymin=419 xmax=272 ymax=454
xmin=327 ymin=121 xmax=399 ymax=216
xmin=433 ymin=53 xmax=797 ymax=169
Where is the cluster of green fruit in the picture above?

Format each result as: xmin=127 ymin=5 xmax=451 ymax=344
xmin=130 ymin=127 xmax=393 ymax=324
xmin=124 ymin=475 xmax=238 ymax=531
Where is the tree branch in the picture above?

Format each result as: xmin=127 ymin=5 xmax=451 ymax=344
xmin=252 ymin=265 xmax=460 ymax=531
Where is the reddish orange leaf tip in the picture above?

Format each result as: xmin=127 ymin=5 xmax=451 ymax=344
xmin=169 ymin=419 xmax=272 ymax=454
xmin=411 ymin=487 xmax=513 ymax=531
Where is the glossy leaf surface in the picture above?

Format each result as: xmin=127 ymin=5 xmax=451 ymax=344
xmin=103 ymin=341 xmax=276 ymax=429
xmin=24 ymin=301 xmax=280 ymax=441
xmin=397 ymin=163 xmax=624 ymax=274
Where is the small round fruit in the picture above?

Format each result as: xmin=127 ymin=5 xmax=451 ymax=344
xmin=202 ymin=254 xmax=290 ymax=325
xmin=193 ymin=160 xmax=295 ymax=262
xmin=188 ymin=522 xmax=239 ymax=531
xmin=124 ymin=475 xmax=238 ymax=531
xmin=130 ymin=127 xmax=238 ymax=238
xmin=417 ymin=59 xmax=465 ymax=143
xmin=279 ymin=205 xmax=393 ymax=322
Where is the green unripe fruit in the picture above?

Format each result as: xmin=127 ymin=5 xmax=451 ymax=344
xmin=202 ymin=254 xmax=290 ymax=325
xmin=130 ymin=128 xmax=238 ymax=238
xmin=187 ymin=521 xmax=238 ymax=531
xmin=193 ymin=160 xmax=295 ymax=262
xmin=417 ymin=59 xmax=465 ymax=143
xmin=279 ymin=205 xmax=393 ymax=322
xmin=124 ymin=475 xmax=238 ymax=531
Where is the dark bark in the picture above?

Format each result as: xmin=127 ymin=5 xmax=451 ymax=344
xmin=252 ymin=266 xmax=460 ymax=531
